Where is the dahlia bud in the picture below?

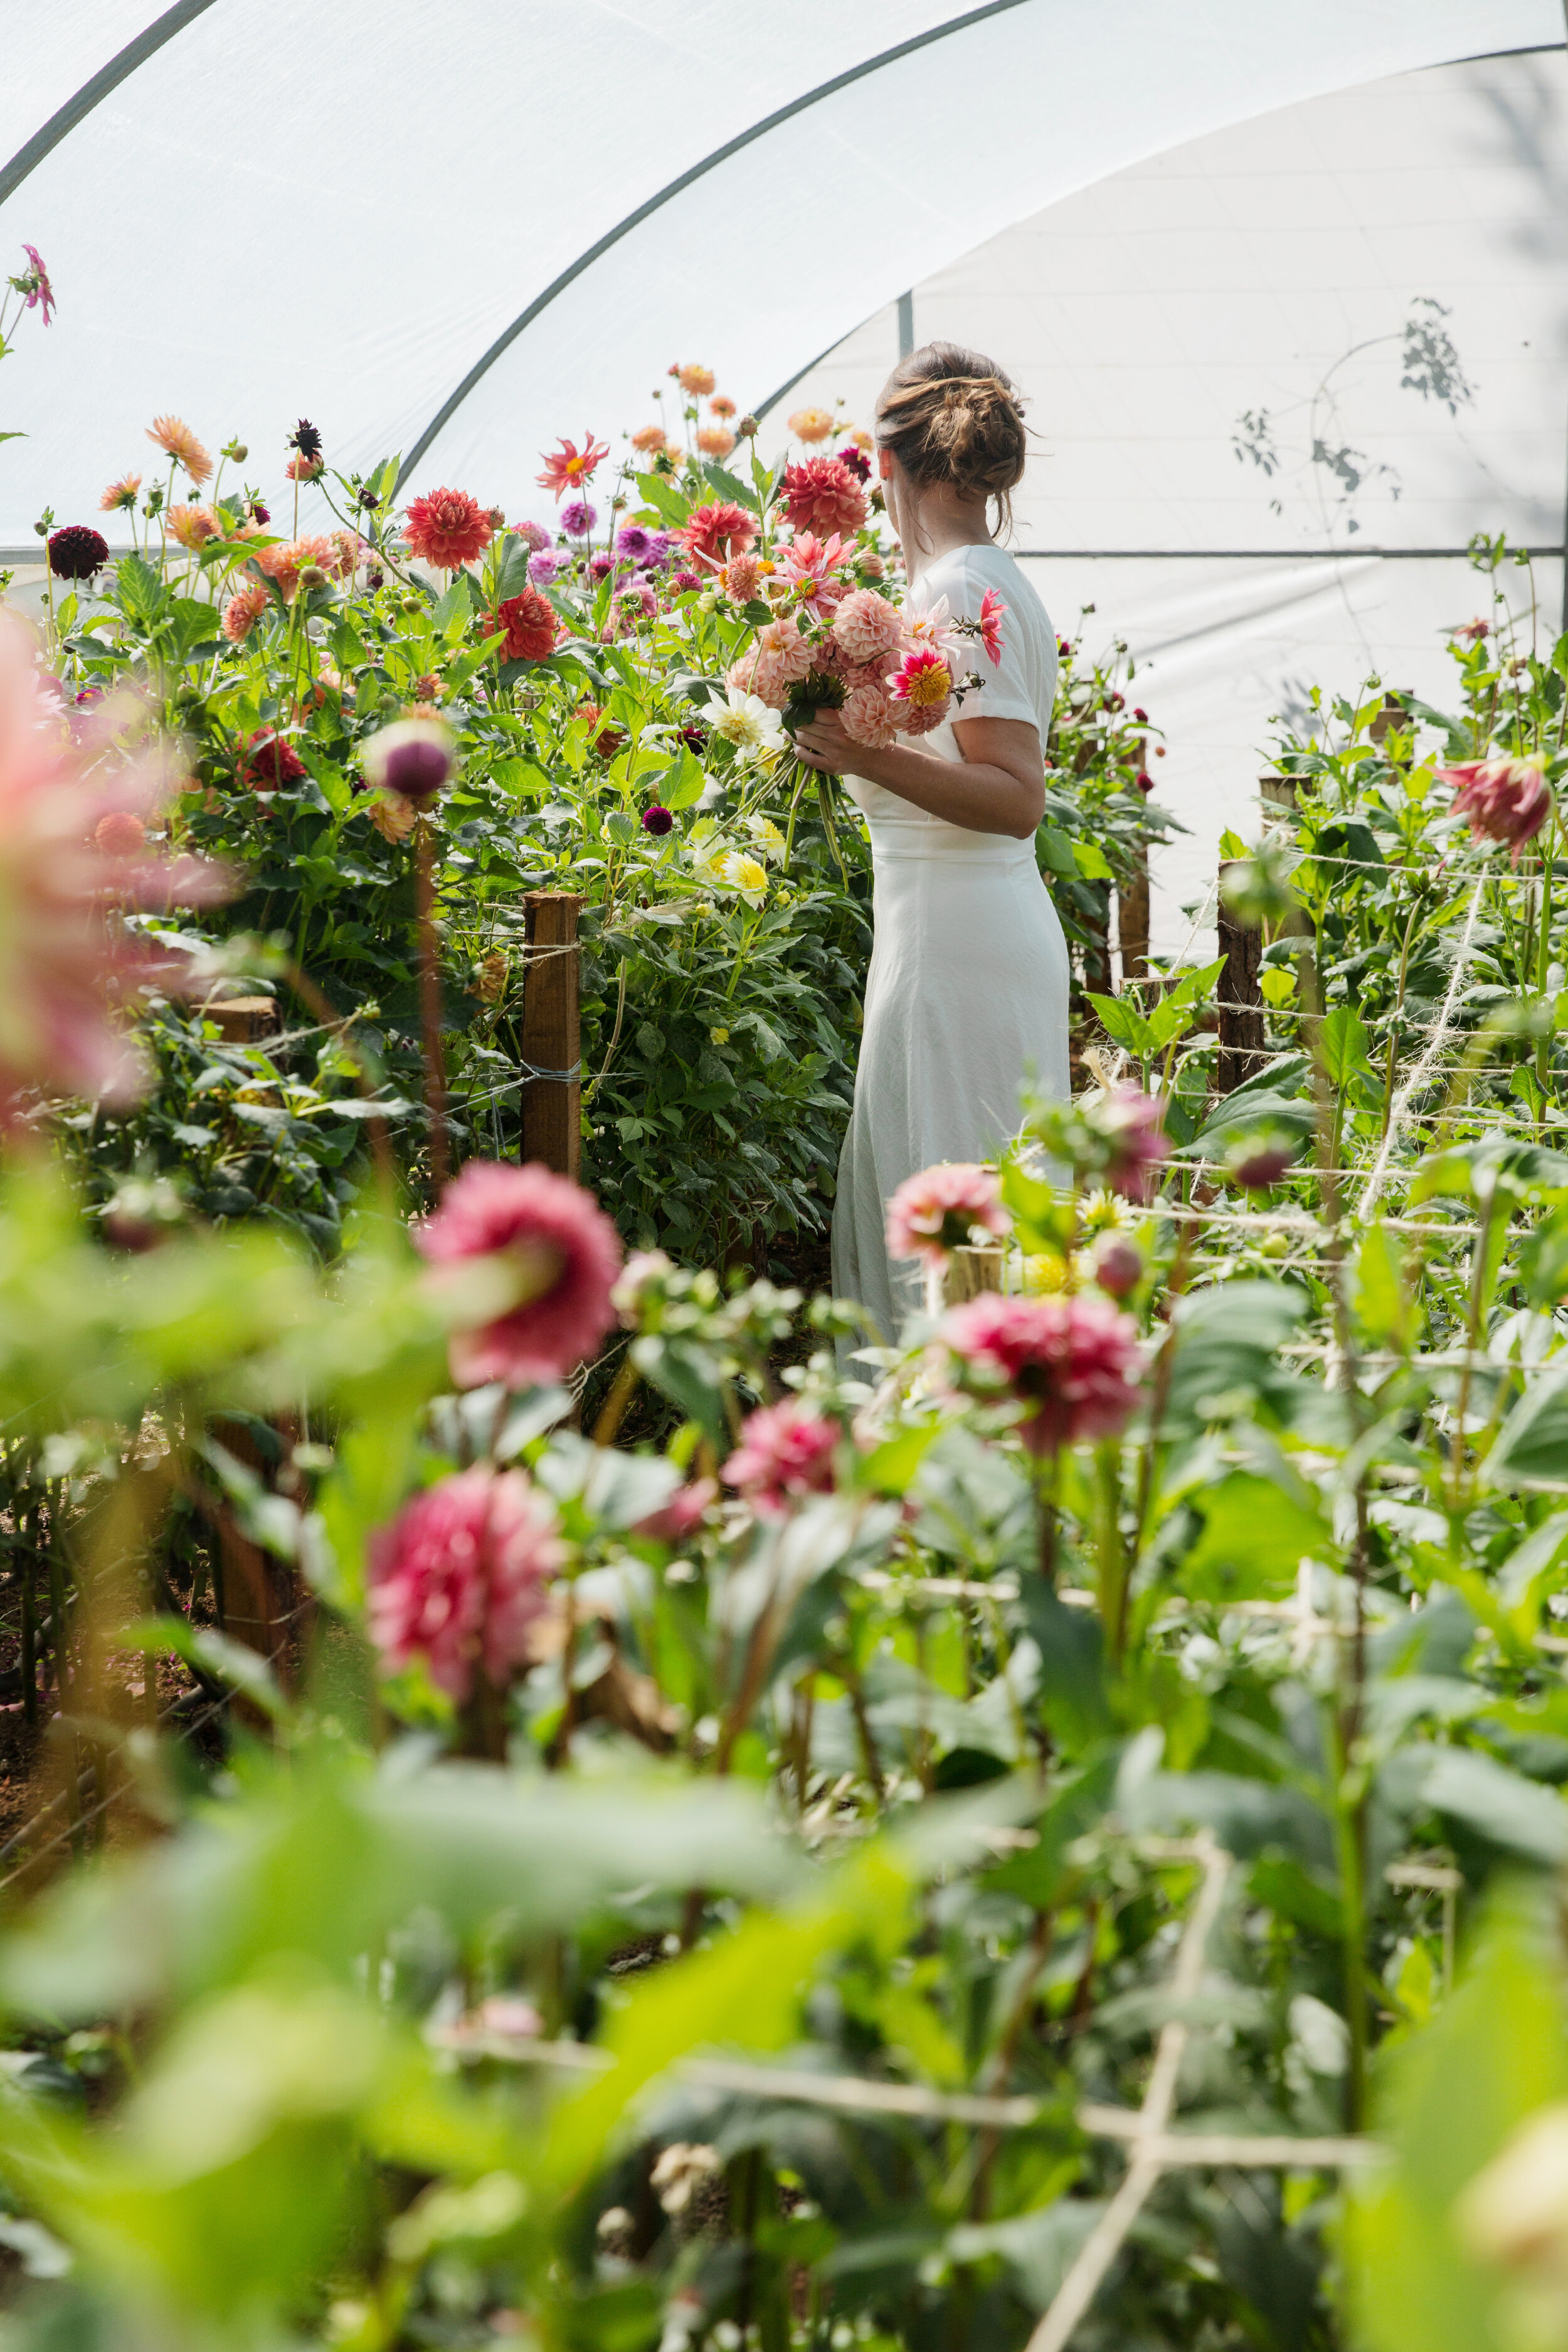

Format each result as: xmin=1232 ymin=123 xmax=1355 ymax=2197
xmin=362 ymin=715 xmax=456 ymax=804
xmin=1090 ymin=1232 xmax=1143 ymax=1300
xmin=737 ymin=415 xmax=760 ymax=438
xmin=299 ymin=564 xmax=326 ymax=589
xmin=225 ymin=442 xmax=248 ymax=463
xmin=1227 ymin=1133 xmax=1296 ymax=1190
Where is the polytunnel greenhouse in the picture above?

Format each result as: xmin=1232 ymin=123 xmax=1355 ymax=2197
xmin=0 ymin=7 xmax=1564 ymax=2351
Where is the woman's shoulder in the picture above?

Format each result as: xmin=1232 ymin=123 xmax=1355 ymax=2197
xmin=921 ymin=541 xmax=1046 ymax=611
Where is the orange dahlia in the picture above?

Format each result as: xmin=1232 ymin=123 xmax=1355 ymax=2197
xmin=98 ymin=471 xmax=142 ymax=514
xmin=710 ymin=395 xmax=737 ymax=420
xmin=145 ymin=414 xmax=213 ymax=483
xmin=696 ymin=425 xmax=736 ymax=458
xmin=403 ymin=489 xmax=492 ymax=571
xmin=677 ymin=364 xmax=716 ymax=396
xmin=630 ymin=424 xmax=666 ymax=453
xmin=221 ymin=583 xmax=271 ymax=644
xmin=167 ymin=502 xmax=221 ymax=551
xmin=787 ymin=407 xmax=834 ymax=445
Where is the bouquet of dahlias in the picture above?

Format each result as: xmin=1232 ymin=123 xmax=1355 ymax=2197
xmin=709 ymin=457 xmax=1006 ymax=864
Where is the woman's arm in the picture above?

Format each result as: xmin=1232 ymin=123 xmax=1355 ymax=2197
xmin=793 ymin=709 xmax=1046 ymax=840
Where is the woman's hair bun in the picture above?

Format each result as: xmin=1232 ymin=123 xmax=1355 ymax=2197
xmin=875 ymin=342 xmax=1027 ymax=526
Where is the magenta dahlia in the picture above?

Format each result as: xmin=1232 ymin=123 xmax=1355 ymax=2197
xmin=1438 ymin=755 xmax=1552 ymax=862
xmin=1091 ymin=1086 xmax=1171 ymax=1204
xmin=368 ymin=1465 xmax=564 ymax=1701
xmin=944 ymin=1291 xmax=1142 ymax=1454
xmin=886 ymin=1162 xmax=1007 ymax=1264
xmin=723 ymin=1401 xmax=839 ymax=1516
xmin=415 ymin=1159 xmax=623 ymax=1389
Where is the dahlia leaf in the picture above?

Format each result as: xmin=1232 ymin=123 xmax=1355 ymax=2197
xmin=698 ymin=461 xmax=759 ymax=515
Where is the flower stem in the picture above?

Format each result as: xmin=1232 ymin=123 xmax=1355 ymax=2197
xmin=415 ymin=816 xmax=450 ymax=1189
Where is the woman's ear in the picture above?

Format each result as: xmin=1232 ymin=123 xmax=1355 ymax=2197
xmin=877 ymin=447 xmax=895 ymax=482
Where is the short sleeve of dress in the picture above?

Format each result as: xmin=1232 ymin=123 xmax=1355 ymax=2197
xmin=928 ymin=549 xmax=1041 ymax=738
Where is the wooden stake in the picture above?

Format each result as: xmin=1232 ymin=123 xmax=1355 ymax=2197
xmin=522 ymin=892 xmax=582 ymax=1181
xmin=1216 ymin=860 xmax=1266 ymax=1094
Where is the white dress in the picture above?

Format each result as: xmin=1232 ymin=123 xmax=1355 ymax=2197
xmin=830 ymin=542 xmax=1072 ymax=1341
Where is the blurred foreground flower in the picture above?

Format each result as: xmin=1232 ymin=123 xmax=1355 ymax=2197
xmin=943 ymin=1291 xmax=1142 ymax=1454
xmin=415 ymin=1159 xmax=622 ymax=1389
xmin=361 ymin=715 xmax=454 ymax=805
xmin=1439 ymin=754 xmax=1552 ymax=862
xmin=369 ymin=1465 xmax=564 ymax=1702
xmin=1089 ymin=1085 xmax=1170 ymax=1203
xmin=0 ymin=615 xmax=228 ymax=1125
xmin=724 ymin=1401 xmax=839 ymax=1515
xmin=886 ymin=1162 xmax=1007 ymax=1265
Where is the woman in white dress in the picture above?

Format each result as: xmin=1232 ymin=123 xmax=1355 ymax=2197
xmin=795 ymin=343 xmax=1072 ymax=1341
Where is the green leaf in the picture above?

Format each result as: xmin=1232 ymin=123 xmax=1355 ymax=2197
xmin=662 ymin=745 xmax=707 ymax=810
xmin=1180 ymin=1472 xmax=1330 ymax=1602
xmin=1485 ymin=1364 xmax=1568 ymax=1491
xmin=1071 ymin=839 xmax=1113 ymax=882
xmin=115 ymin=1613 xmax=291 ymax=1724
xmin=1320 ymin=1005 xmax=1374 ymax=1083
xmin=1086 ymin=991 xmax=1158 ymax=1056
xmin=633 ymin=472 xmax=692 ymax=529
xmin=1036 ymin=825 xmax=1078 ymax=879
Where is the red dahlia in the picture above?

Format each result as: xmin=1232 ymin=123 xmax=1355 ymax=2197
xmin=238 ymin=729 xmax=307 ymax=790
xmin=780 ymin=455 xmax=867 ymax=539
xmin=494 ymin=586 xmax=558 ymax=663
xmin=403 ymin=487 xmax=493 ymax=572
xmin=678 ymin=500 xmax=756 ymax=568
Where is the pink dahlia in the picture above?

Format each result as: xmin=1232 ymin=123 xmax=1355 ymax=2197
xmin=753 ymin=614 xmax=813 ymax=686
xmin=632 ymin=1475 xmax=718 ymax=1545
xmin=890 ymin=646 xmax=953 ymax=736
xmin=536 ymin=433 xmax=610 ymax=499
xmin=723 ymin=1401 xmax=839 ymax=1516
xmin=726 ymin=654 xmax=787 ymax=712
xmin=221 ymin=582 xmax=270 ymax=644
xmin=781 ymin=455 xmax=867 ymax=539
xmin=840 ymin=679 xmax=901 ymax=749
xmin=252 ymin=533 xmax=337 ymax=603
xmin=1092 ymin=1086 xmax=1170 ymax=1204
xmin=724 ymin=552 xmax=761 ymax=601
xmin=978 ymin=587 xmax=1006 ymax=667
xmin=886 ymin=1162 xmax=1008 ymax=1264
xmin=679 ymin=501 xmax=756 ymax=569
xmin=1438 ymin=755 xmax=1552 ymax=862
xmin=368 ymin=1466 xmax=564 ymax=1702
xmin=403 ymin=488 xmax=493 ymax=572
xmin=778 ymin=532 xmax=848 ymax=622
xmin=943 ymin=1291 xmax=1142 ymax=1454
xmin=831 ymin=588 xmax=904 ymax=667
xmin=0 ymin=617 xmax=226 ymax=1124
xmin=415 ymin=1159 xmax=623 ymax=1389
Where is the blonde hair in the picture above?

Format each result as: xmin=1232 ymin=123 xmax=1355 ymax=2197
xmin=875 ymin=342 xmax=1028 ymax=532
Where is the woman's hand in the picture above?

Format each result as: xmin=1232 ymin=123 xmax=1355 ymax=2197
xmin=793 ymin=710 xmax=857 ymax=775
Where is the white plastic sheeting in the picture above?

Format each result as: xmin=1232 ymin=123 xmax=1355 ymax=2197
xmin=0 ymin=0 xmax=1559 ymax=546
xmin=782 ymin=48 xmax=1568 ymax=949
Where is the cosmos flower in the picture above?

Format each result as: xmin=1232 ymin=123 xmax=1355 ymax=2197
xmin=145 ymin=415 xmax=213 ymax=484
xmin=536 ymin=433 xmax=610 ymax=499
xmin=368 ymin=1465 xmax=564 ymax=1702
xmin=414 ymin=1158 xmax=623 ymax=1390
xmin=403 ymin=488 xmax=493 ymax=571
